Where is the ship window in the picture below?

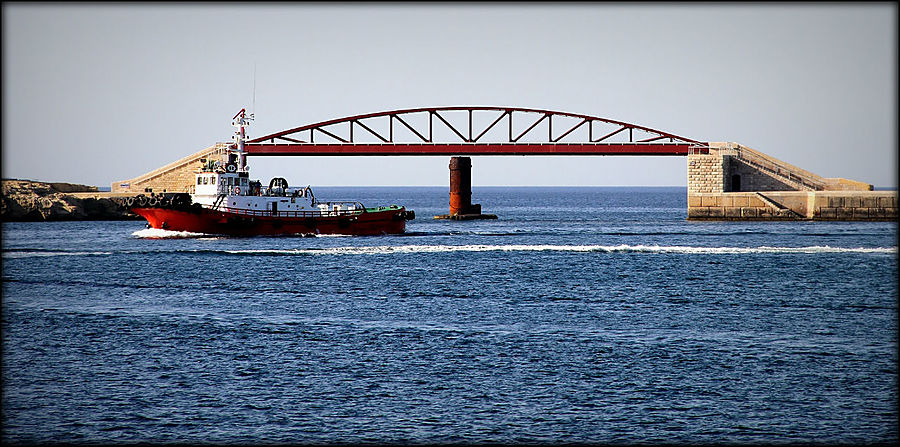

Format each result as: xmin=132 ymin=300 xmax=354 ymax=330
xmin=242 ymin=178 xmax=248 ymax=186
xmin=211 ymin=177 xmax=216 ymax=185
xmin=197 ymin=177 xmax=202 ymax=185
xmin=203 ymin=177 xmax=208 ymax=185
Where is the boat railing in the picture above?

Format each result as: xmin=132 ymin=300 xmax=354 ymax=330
xmin=315 ymin=201 xmax=367 ymax=209
xmin=222 ymin=204 xmax=367 ymax=219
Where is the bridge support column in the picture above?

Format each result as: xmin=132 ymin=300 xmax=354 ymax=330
xmin=434 ymin=156 xmax=497 ymax=220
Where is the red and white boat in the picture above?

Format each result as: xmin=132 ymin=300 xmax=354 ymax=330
xmin=128 ymin=109 xmax=414 ymax=236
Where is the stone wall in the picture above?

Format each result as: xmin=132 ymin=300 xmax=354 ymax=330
xmin=728 ymin=157 xmax=800 ymax=191
xmin=810 ymin=191 xmax=898 ymax=220
xmin=823 ymin=178 xmax=875 ymax=191
xmin=687 ymin=153 xmax=729 ymax=194
xmin=111 ymin=143 xmax=229 ymax=194
xmin=693 ymin=143 xmax=872 ymax=193
xmin=689 ymin=145 xmax=821 ymax=194
xmin=688 ymin=191 xmax=897 ymax=221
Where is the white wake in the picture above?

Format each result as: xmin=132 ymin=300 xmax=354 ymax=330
xmin=224 ymin=244 xmax=898 ymax=256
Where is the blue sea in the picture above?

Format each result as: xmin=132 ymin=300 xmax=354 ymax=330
xmin=2 ymin=187 xmax=897 ymax=444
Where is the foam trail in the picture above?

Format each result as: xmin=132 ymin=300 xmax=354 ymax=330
xmin=224 ymin=244 xmax=898 ymax=256
xmin=131 ymin=228 xmax=357 ymax=239
xmin=4 ymin=244 xmax=893 ymax=259
xmin=132 ymin=228 xmax=210 ymax=239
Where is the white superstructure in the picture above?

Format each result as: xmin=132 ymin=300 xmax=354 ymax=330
xmin=189 ymin=108 xmax=360 ymax=216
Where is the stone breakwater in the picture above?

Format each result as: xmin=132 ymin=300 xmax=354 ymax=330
xmin=1 ymin=179 xmax=138 ymax=221
xmin=687 ymin=191 xmax=898 ymax=221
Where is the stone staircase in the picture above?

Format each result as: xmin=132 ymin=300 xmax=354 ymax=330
xmin=712 ymin=143 xmax=871 ymax=192
xmin=754 ymin=192 xmax=804 ymax=218
xmin=111 ymin=143 xmax=230 ymax=193
xmin=730 ymin=144 xmax=826 ymax=191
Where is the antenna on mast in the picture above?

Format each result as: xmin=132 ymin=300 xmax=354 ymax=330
xmin=251 ymin=62 xmax=257 ymax=116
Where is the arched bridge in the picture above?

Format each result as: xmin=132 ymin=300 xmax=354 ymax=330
xmin=245 ymin=106 xmax=709 ymax=156
xmin=112 ymin=106 xmax=888 ymax=221
xmin=241 ymin=106 xmax=710 ymax=218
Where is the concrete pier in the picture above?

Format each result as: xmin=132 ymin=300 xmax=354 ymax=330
xmin=449 ymin=156 xmax=475 ymax=215
xmin=434 ymin=156 xmax=497 ymax=220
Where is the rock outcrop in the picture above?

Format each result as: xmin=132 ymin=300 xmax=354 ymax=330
xmin=1 ymin=179 xmax=139 ymax=221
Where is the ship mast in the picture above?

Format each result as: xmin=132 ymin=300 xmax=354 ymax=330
xmin=231 ymin=108 xmax=254 ymax=172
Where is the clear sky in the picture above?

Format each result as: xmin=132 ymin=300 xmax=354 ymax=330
xmin=3 ymin=3 xmax=897 ymax=187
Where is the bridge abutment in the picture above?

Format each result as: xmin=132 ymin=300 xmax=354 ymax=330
xmin=687 ymin=143 xmax=896 ymax=220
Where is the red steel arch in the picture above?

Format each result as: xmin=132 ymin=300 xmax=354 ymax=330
xmin=244 ymin=106 xmax=708 ymax=156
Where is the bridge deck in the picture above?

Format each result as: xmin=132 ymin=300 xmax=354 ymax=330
xmin=244 ymin=142 xmax=705 ymax=156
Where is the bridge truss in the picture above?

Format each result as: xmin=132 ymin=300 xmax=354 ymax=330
xmin=244 ymin=107 xmax=707 ymax=156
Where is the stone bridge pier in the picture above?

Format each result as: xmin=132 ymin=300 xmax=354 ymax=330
xmin=687 ymin=142 xmax=896 ymax=220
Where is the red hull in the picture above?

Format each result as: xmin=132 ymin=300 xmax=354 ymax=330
xmin=132 ymin=206 xmax=409 ymax=236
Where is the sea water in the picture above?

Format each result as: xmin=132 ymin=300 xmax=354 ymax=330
xmin=2 ymin=187 xmax=897 ymax=443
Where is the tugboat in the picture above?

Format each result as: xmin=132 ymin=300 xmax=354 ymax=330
xmin=127 ymin=109 xmax=414 ymax=236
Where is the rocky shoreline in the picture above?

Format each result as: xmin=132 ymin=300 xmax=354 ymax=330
xmin=1 ymin=179 xmax=140 ymax=221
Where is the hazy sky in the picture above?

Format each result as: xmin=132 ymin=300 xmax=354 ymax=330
xmin=3 ymin=3 xmax=897 ymax=187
